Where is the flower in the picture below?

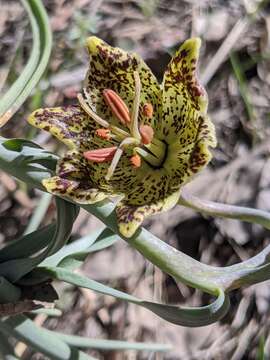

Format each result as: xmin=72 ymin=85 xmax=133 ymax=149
xmin=28 ymin=36 xmax=216 ymax=238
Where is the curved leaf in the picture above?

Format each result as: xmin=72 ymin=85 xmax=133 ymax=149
xmin=24 ymin=193 xmax=52 ymax=234
xmin=0 ymin=315 xmax=96 ymax=360
xmin=0 ymin=0 xmax=52 ymax=126
xmin=0 ymin=137 xmax=57 ymax=189
xmin=0 ymin=224 xmax=55 ymax=262
xmin=0 ymin=336 xmax=16 ymax=359
xmin=43 ymin=266 xmax=230 ymax=327
xmin=0 ymin=198 xmax=78 ymax=283
xmin=41 ymin=227 xmax=118 ymax=269
xmin=0 ymin=277 xmax=21 ymax=303
xmin=53 ymin=331 xmax=171 ymax=352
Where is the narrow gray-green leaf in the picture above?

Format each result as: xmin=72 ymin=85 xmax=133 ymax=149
xmin=0 ymin=224 xmax=55 ymax=262
xmin=41 ymin=227 xmax=118 ymax=268
xmin=0 ymin=333 xmax=16 ymax=358
xmin=0 ymin=137 xmax=57 ymax=189
xmin=43 ymin=266 xmax=230 ymax=327
xmin=24 ymin=192 xmax=52 ymax=234
xmin=0 ymin=198 xmax=78 ymax=282
xmin=0 ymin=277 xmax=21 ymax=303
xmin=53 ymin=332 xmax=171 ymax=352
xmin=0 ymin=315 xmax=96 ymax=360
xmin=0 ymin=0 xmax=40 ymax=121
xmin=0 ymin=0 xmax=52 ymax=126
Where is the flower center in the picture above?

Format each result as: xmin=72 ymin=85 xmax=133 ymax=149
xmin=78 ymin=71 xmax=166 ymax=180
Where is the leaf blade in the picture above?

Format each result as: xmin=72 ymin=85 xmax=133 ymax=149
xmin=43 ymin=266 xmax=230 ymax=327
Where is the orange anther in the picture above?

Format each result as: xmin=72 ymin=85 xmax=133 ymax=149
xmin=83 ymin=146 xmax=117 ymax=163
xmin=95 ymin=128 xmax=111 ymax=139
xmin=103 ymin=89 xmax=131 ymax=125
xmin=130 ymin=154 xmax=141 ymax=168
xmin=139 ymin=125 xmax=154 ymax=145
xmin=142 ymin=103 xmax=153 ymax=118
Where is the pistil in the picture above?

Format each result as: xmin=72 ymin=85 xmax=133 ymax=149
xmin=105 ymin=137 xmax=140 ymax=181
xmin=130 ymin=71 xmax=142 ymax=141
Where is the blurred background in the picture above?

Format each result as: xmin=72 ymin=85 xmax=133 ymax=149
xmin=1 ymin=0 xmax=270 ymax=358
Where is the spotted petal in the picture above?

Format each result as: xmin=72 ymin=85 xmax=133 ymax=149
xmin=43 ymin=150 xmax=108 ymax=203
xmin=160 ymin=38 xmax=216 ymax=186
xmin=164 ymin=114 xmax=216 ymax=188
xmin=160 ymin=38 xmax=208 ymax=141
xmin=83 ymin=36 xmax=162 ymax=129
xmin=116 ymin=190 xmax=181 ymax=238
xmin=28 ymin=105 xmax=100 ymax=150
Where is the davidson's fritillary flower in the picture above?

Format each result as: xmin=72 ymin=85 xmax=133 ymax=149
xmin=28 ymin=37 xmax=216 ymax=237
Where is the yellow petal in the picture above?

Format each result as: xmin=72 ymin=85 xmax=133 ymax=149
xmin=43 ymin=176 xmax=107 ymax=204
xmin=164 ymin=114 xmax=216 ymax=188
xmin=42 ymin=150 xmax=109 ymax=203
xmin=160 ymin=38 xmax=209 ymax=141
xmin=116 ymin=190 xmax=181 ymax=238
xmin=28 ymin=105 xmax=97 ymax=150
xmin=84 ymin=36 xmax=162 ymax=130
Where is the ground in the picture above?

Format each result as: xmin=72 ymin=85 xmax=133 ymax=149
xmin=1 ymin=0 xmax=270 ymax=359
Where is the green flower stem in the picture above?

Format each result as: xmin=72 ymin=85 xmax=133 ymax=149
xmin=178 ymin=191 xmax=270 ymax=290
xmin=81 ymin=201 xmax=222 ymax=295
xmin=80 ymin=194 xmax=270 ymax=293
xmin=179 ymin=191 xmax=270 ymax=230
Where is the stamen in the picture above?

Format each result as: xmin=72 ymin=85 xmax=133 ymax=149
xmin=105 ymin=137 xmax=140 ymax=181
xmin=139 ymin=125 xmax=154 ymax=145
xmin=95 ymin=128 xmax=111 ymax=140
xmin=103 ymin=89 xmax=131 ymax=125
xmin=130 ymin=71 xmax=142 ymax=141
xmin=130 ymin=154 xmax=141 ymax=168
xmin=78 ymin=92 xmax=109 ymax=128
xmin=83 ymin=147 xmax=117 ymax=163
xmin=78 ymin=90 xmax=130 ymax=142
xmin=142 ymin=103 xmax=153 ymax=118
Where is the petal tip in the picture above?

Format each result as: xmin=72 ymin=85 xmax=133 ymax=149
xmin=118 ymin=223 xmax=138 ymax=238
xmin=27 ymin=108 xmax=42 ymax=127
xmin=183 ymin=37 xmax=201 ymax=50
xmin=86 ymin=36 xmax=104 ymax=54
